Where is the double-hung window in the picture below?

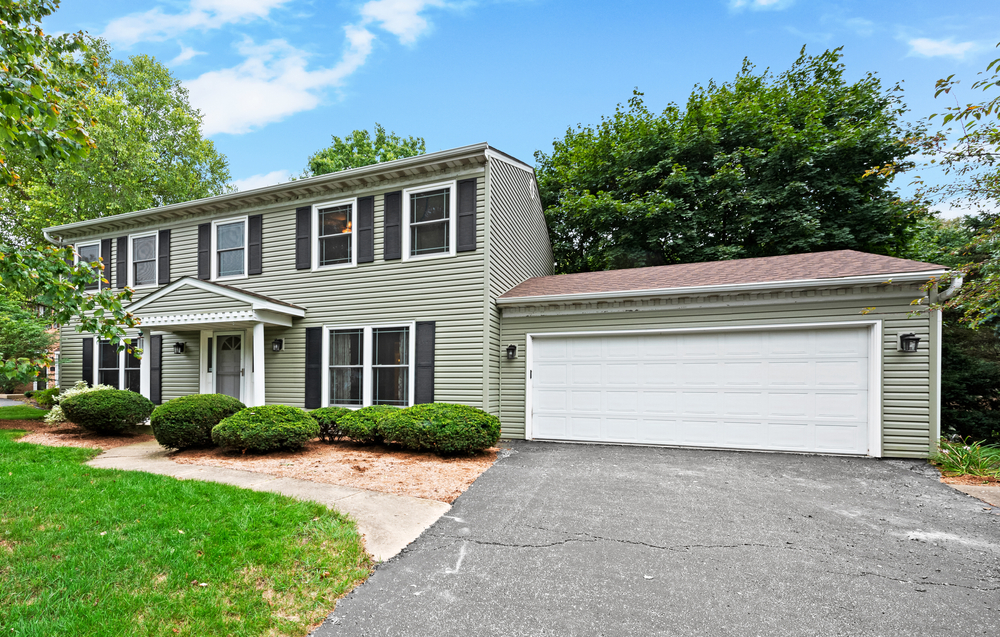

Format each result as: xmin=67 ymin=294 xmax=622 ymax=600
xmin=313 ymin=199 xmax=356 ymax=269
xmin=130 ymin=232 xmax=157 ymax=287
xmin=212 ymin=217 xmax=247 ymax=279
xmin=402 ymin=182 xmax=456 ymax=260
xmin=76 ymin=242 xmax=102 ymax=291
xmin=326 ymin=325 xmax=413 ymax=407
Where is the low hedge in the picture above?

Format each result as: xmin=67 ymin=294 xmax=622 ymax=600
xmin=338 ymin=405 xmax=400 ymax=444
xmin=34 ymin=387 xmax=60 ymax=408
xmin=59 ymin=389 xmax=155 ymax=433
xmin=309 ymin=406 xmax=354 ymax=443
xmin=380 ymin=403 xmax=501 ymax=454
xmin=151 ymin=394 xmax=246 ymax=449
xmin=212 ymin=405 xmax=319 ymax=452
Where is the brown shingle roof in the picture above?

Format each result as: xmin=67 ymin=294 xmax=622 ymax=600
xmin=499 ymin=250 xmax=945 ymax=300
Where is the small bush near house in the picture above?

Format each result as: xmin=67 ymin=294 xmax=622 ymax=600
xmin=380 ymin=403 xmax=501 ymax=454
xmin=338 ymin=405 xmax=400 ymax=444
xmin=151 ymin=393 xmax=246 ymax=449
xmin=44 ymin=381 xmax=116 ymax=425
xmin=212 ymin=405 xmax=320 ymax=452
xmin=23 ymin=390 xmax=34 ymax=398
xmin=34 ymin=387 xmax=59 ymax=407
xmin=310 ymin=406 xmax=354 ymax=443
xmin=933 ymin=437 xmax=1000 ymax=478
xmin=59 ymin=388 xmax=155 ymax=433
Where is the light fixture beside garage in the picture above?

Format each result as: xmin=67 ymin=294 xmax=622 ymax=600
xmin=173 ymin=342 xmax=186 ymax=354
xmin=272 ymin=339 xmax=284 ymax=352
xmin=506 ymin=344 xmax=517 ymax=359
xmin=897 ymin=333 xmax=921 ymax=353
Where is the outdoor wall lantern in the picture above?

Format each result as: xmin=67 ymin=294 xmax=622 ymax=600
xmin=506 ymin=344 xmax=517 ymax=360
xmin=173 ymin=342 xmax=186 ymax=354
xmin=898 ymin=333 xmax=921 ymax=353
xmin=272 ymin=339 xmax=284 ymax=352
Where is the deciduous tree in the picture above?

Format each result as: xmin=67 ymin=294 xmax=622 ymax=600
xmin=306 ymin=123 xmax=425 ymax=176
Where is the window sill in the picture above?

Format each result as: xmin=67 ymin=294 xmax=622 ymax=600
xmin=403 ymin=250 xmax=456 ymax=263
xmin=313 ymin=262 xmax=357 ymax=272
xmin=212 ymin=274 xmax=248 ymax=282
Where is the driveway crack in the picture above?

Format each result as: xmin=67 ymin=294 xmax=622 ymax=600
xmin=830 ymin=569 xmax=1000 ymax=592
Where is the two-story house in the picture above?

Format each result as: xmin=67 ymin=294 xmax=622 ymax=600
xmin=46 ymin=143 xmax=948 ymax=459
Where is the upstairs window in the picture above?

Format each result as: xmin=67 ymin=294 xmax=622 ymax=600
xmin=402 ymin=182 xmax=456 ymax=260
xmin=130 ymin=233 xmax=157 ymax=287
xmin=76 ymin=242 xmax=102 ymax=291
xmin=213 ymin=218 xmax=246 ymax=279
xmin=319 ymin=203 xmax=353 ymax=266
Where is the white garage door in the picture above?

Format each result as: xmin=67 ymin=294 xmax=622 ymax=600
xmin=530 ymin=328 xmax=871 ymax=455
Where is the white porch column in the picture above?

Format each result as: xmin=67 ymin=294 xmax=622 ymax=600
xmin=139 ymin=328 xmax=152 ymax=399
xmin=252 ymin=322 xmax=265 ymax=407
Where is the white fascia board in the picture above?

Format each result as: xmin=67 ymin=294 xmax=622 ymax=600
xmin=128 ymin=277 xmax=305 ymax=317
xmin=495 ymin=270 xmax=948 ymax=306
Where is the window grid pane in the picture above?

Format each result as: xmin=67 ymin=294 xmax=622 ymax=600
xmin=372 ymin=327 xmax=409 ymax=406
xmin=98 ymin=340 xmax=119 ymax=389
xmin=409 ymin=189 xmax=449 ymax=256
xmin=218 ymin=248 xmax=244 ymax=277
xmin=132 ymin=236 xmax=156 ymax=286
xmin=217 ymin=222 xmax=244 ymax=250
xmin=318 ymin=205 xmax=353 ymax=266
xmin=330 ymin=329 xmax=363 ymax=405
xmin=78 ymin=244 xmax=101 ymax=289
xmin=216 ymin=221 xmax=245 ymax=277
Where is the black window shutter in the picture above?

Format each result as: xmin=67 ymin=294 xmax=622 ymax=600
xmin=81 ymin=337 xmax=94 ymax=387
xmin=116 ymin=236 xmax=127 ymax=289
xmin=414 ymin=321 xmax=435 ymax=404
xmin=197 ymin=223 xmax=210 ymax=280
xmin=150 ymin=334 xmax=162 ymax=405
xmin=456 ymin=178 xmax=477 ymax=252
xmin=296 ymin=206 xmax=312 ymax=270
xmin=100 ymin=239 xmax=112 ymax=287
xmin=206 ymin=337 xmax=213 ymax=372
xmin=383 ymin=191 xmax=402 ymax=260
xmin=304 ymin=327 xmax=322 ymax=409
xmin=248 ymin=214 xmax=263 ymax=275
xmin=157 ymin=229 xmax=171 ymax=285
xmin=357 ymin=196 xmax=374 ymax=263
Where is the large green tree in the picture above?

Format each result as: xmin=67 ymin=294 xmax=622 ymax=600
xmin=536 ymin=48 xmax=925 ymax=274
xmin=306 ymin=123 xmax=425 ymax=177
xmin=1 ymin=41 xmax=231 ymax=246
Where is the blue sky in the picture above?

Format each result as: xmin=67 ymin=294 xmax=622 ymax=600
xmin=45 ymin=1 xmax=999 ymax=215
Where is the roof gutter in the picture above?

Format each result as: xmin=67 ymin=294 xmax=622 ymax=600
xmin=496 ymin=269 xmax=950 ymax=305
xmin=43 ymin=228 xmax=68 ymax=247
xmin=937 ymin=274 xmax=963 ymax=302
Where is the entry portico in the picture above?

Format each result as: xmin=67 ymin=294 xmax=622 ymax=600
xmin=128 ymin=277 xmax=306 ymax=406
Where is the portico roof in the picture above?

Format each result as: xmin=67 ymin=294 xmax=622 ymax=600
xmin=128 ymin=277 xmax=305 ymax=329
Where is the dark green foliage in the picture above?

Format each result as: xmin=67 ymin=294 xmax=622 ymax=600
xmin=309 ymin=406 xmax=354 ymax=443
xmin=0 ymin=297 xmax=55 ymax=391
xmin=306 ymin=123 xmax=425 ymax=176
xmin=59 ymin=388 xmax=154 ymax=433
xmin=380 ymin=403 xmax=501 ymax=454
xmin=536 ymin=48 xmax=923 ymax=274
xmin=150 ymin=393 xmax=246 ymax=449
xmin=23 ymin=390 xmax=34 ymax=398
xmin=942 ymin=319 xmax=1000 ymax=444
xmin=338 ymin=405 xmax=400 ymax=444
xmin=33 ymin=387 xmax=59 ymax=407
xmin=211 ymin=405 xmax=319 ymax=452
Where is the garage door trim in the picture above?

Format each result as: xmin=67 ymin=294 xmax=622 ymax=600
xmin=524 ymin=320 xmax=883 ymax=457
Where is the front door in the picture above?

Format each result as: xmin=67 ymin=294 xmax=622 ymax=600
xmin=215 ymin=333 xmax=243 ymax=400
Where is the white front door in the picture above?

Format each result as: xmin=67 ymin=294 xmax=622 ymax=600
xmin=214 ymin=331 xmax=244 ymax=401
xmin=530 ymin=327 xmax=872 ymax=455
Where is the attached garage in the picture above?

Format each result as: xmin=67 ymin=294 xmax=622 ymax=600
xmin=497 ymin=251 xmax=952 ymax=459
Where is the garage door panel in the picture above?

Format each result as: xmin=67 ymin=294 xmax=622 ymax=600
xmin=531 ymin=328 xmax=870 ymax=455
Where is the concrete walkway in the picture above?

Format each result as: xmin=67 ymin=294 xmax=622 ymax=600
xmin=951 ymin=483 xmax=1000 ymax=506
xmin=87 ymin=441 xmax=450 ymax=562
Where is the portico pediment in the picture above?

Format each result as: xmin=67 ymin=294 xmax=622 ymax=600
xmin=127 ymin=277 xmax=305 ymax=328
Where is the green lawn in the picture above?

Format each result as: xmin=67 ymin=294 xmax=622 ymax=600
xmin=0 ymin=405 xmax=48 ymax=420
xmin=0 ymin=430 xmax=371 ymax=636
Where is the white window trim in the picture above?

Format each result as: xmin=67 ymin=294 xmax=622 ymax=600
xmin=94 ymin=335 xmax=141 ymax=390
xmin=75 ymin=241 xmax=104 ymax=291
xmin=311 ymin=197 xmax=358 ymax=271
xmin=402 ymin=180 xmax=457 ymax=262
xmin=210 ymin=215 xmax=249 ymax=281
xmin=127 ymin=230 xmax=158 ymax=289
xmin=321 ymin=322 xmax=416 ymax=409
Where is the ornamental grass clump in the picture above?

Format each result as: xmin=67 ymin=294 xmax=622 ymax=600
xmin=212 ymin=405 xmax=319 ymax=452
xmin=380 ymin=402 xmax=501 ymax=454
xmin=933 ymin=437 xmax=1000 ymax=478
xmin=338 ymin=405 xmax=400 ymax=444
xmin=309 ymin=406 xmax=354 ymax=443
xmin=59 ymin=388 xmax=155 ymax=433
xmin=151 ymin=393 xmax=246 ymax=449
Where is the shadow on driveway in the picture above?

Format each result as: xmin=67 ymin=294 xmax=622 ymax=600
xmin=316 ymin=441 xmax=1000 ymax=636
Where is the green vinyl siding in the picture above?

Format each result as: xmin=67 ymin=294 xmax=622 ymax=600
xmin=499 ymin=283 xmax=935 ymax=458
xmin=160 ymin=331 xmax=199 ymax=400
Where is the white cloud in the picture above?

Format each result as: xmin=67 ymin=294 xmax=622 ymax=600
xmin=185 ymin=29 xmax=375 ymax=135
xmin=231 ymin=169 xmax=292 ymax=191
xmin=103 ymin=0 xmax=290 ymax=47
xmin=907 ymin=37 xmax=976 ymax=59
xmin=360 ymin=0 xmax=447 ymax=45
xmin=843 ymin=17 xmax=875 ymax=37
xmin=729 ymin=0 xmax=793 ymax=11
xmin=170 ymin=45 xmax=206 ymax=66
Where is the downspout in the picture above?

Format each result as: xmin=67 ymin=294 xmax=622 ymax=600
xmin=43 ymin=229 xmax=68 ymax=247
xmin=937 ymin=275 xmax=963 ymax=302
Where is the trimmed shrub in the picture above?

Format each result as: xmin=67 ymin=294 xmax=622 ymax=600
xmin=338 ymin=405 xmax=400 ymax=444
xmin=212 ymin=405 xmax=319 ymax=452
xmin=59 ymin=388 xmax=155 ymax=433
xmin=309 ymin=406 xmax=354 ymax=443
xmin=380 ymin=403 xmax=501 ymax=454
xmin=45 ymin=381 xmax=116 ymax=425
xmin=23 ymin=390 xmax=35 ymax=398
xmin=34 ymin=387 xmax=60 ymax=408
xmin=151 ymin=394 xmax=246 ymax=449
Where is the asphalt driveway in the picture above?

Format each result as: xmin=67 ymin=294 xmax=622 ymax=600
xmin=316 ymin=441 xmax=1000 ymax=636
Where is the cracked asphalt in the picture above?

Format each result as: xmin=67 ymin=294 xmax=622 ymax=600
xmin=315 ymin=441 xmax=1000 ymax=636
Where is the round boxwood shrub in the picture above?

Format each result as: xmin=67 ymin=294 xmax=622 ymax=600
xmin=59 ymin=388 xmax=155 ymax=433
xmin=212 ymin=405 xmax=319 ymax=452
xmin=150 ymin=393 xmax=246 ymax=449
xmin=380 ymin=403 xmax=501 ymax=454
xmin=338 ymin=405 xmax=400 ymax=444
xmin=34 ymin=387 xmax=60 ymax=408
xmin=309 ymin=406 xmax=354 ymax=443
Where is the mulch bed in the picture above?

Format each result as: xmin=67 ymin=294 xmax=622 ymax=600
xmin=0 ymin=419 xmax=154 ymax=451
xmin=940 ymin=474 xmax=1000 ymax=486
